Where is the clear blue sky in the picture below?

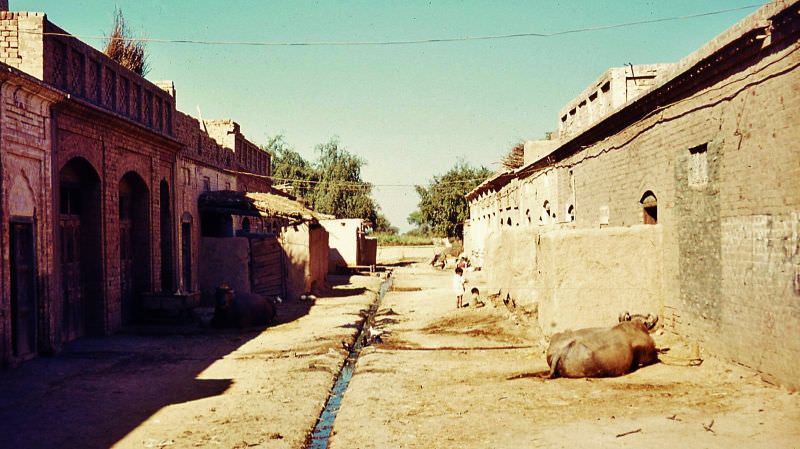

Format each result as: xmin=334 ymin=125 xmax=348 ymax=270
xmin=15 ymin=0 xmax=764 ymax=232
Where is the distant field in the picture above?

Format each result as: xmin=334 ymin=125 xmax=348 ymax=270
xmin=372 ymin=233 xmax=434 ymax=246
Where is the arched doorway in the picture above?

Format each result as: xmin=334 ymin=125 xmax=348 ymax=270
xmin=159 ymin=180 xmax=174 ymax=292
xmin=640 ymin=191 xmax=658 ymax=225
xmin=59 ymin=157 xmax=103 ymax=341
xmin=119 ymin=172 xmax=151 ymax=325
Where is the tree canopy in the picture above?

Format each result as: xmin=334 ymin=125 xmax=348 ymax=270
xmin=409 ymin=162 xmax=492 ymax=238
xmin=265 ymin=136 xmax=387 ymax=229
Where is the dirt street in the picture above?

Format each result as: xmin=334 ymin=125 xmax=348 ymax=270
xmin=329 ymin=263 xmax=800 ymax=449
xmin=0 ymin=275 xmax=382 ymax=449
xmin=2 ymin=262 xmax=798 ymax=449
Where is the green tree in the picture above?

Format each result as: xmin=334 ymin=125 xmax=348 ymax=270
xmin=264 ymin=134 xmax=317 ymax=199
xmin=410 ymin=162 xmax=492 ymax=238
xmin=264 ymin=135 xmax=387 ymax=227
xmin=374 ymin=213 xmax=398 ymax=234
xmin=311 ymin=138 xmax=378 ymax=223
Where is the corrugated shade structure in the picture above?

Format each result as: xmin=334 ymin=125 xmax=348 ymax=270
xmin=198 ymin=190 xmax=326 ymax=222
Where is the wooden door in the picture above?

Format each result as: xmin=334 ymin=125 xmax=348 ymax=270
xmin=119 ymin=213 xmax=135 ymax=324
xmin=60 ymin=215 xmax=84 ymax=342
xmin=10 ymin=221 xmax=37 ymax=358
xmin=250 ymin=236 xmax=286 ymax=298
xmin=181 ymin=222 xmax=192 ymax=290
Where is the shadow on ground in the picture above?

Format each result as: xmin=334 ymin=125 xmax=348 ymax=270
xmin=0 ymin=332 xmax=252 ymax=449
xmin=0 ymin=272 xmax=380 ymax=449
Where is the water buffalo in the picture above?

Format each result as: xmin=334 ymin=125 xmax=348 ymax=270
xmin=213 ymin=288 xmax=276 ymax=328
xmin=546 ymin=312 xmax=659 ymax=378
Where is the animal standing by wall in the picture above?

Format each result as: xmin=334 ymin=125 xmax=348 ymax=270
xmin=546 ymin=312 xmax=659 ymax=378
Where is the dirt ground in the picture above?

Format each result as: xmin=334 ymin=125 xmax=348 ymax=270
xmin=329 ymin=263 xmax=800 ymax=449
xmin=0 ymin=274 xmax=382 ymax=449
xmin=1 ymin=259 xmax=798 ymax=449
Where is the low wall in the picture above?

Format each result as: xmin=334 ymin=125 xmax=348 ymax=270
xmin=199 ymin=237 xmax=251 ymax=296
xmin=376 ymin=245 xmax=435 ymax=264
xmin=482 ymin=226 xmax=539 ymax=310
xmin=281 ymin=224 xmax=329 ymax=299
xmin=481 ymin=225 xmax=662 ymax=334
xmin=537 ymin=225 xmax=662 ymax=334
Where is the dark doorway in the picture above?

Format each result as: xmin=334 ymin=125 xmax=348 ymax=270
xmin=59 ymin=158 xmax=103 ymax=341
xmin=641 ymin=191 xmax=658 ymax=225
xmin=159 ymin=180 xmax=173 ymax=292
xmin=119 ymin=172 xmax=151 ymax=325
xmin=10 ymin=220 xmax=36 ymax=359
xmin=181 ymin=213 xmax=192 ymax=291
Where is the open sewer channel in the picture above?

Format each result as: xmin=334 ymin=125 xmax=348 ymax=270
xmin=305 ymin=275 xmax=394 ymax=449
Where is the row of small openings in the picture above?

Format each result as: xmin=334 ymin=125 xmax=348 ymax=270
xmin=561 ymin=81 xmax=611 ymax=123
xmin=492 ymin=201 xmax=577 ymax=227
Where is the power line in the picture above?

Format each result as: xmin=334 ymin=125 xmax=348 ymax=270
xmin=20 ymin=4 xmax=764 ymax=47
xmin=270 ymin=175 xmax=492 ymax=188
xmin=230 ymin=169 xmax=494 ymax=188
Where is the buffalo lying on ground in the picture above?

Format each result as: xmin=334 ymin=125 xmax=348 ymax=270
xmin=546 ymin=312 xmax=659 ymax=378
xmin=213 ymin=290 xmax=276 ymax=328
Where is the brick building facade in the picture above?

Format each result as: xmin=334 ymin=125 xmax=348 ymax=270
xmin=0 ymin=10 xmax=272 ymax=366
xmin=465 ymin=1 xmax=800 ymax=389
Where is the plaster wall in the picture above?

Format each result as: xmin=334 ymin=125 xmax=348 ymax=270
xmin=198 ymin=237 xmax=251 ymax=297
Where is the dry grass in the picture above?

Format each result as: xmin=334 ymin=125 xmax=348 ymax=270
xmin=103 ymin=8 xmax=149 ymax=76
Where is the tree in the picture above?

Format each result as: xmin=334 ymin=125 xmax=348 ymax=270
xmin=374 ymin=213 xmax=398 ymax=235
xmin=410 ymin=162 xmax=492 ymax=238
xmin=264 ymin=134 xmax=317 ymax=199
xmin=311 ymin=138 xmax=378 ymax=223
xmin=264 ymin=135 xmax=387 ymax=227
xmin=103 ymin=8 xmax=149 ymax=76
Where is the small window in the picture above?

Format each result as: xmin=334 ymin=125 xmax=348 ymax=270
xmin=641 ymin=191 xmax=657 ymax=225
xmin=183 ymin=167 xmax=191 ymax=186
xmin=539 ymin=201 xmax=551 ymax=225
xmin=202 ymin=177 xmax=211 ymax=192
xmin=688 ymin=144 xmax=708 ymax=187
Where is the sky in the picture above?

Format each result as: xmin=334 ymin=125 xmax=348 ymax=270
xmin=15 ymin=0 xmax=765 ymax=232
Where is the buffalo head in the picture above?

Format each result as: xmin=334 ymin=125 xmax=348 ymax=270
xmin=618 ymin=311 xmax=658 ymax=331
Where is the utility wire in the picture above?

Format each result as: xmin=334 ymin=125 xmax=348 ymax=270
xmin=21 ymin=4 xmax=764 ymax=47
xmin=230 ymin=169 xmax=495 ymax=188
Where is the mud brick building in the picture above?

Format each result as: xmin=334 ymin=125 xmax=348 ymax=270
xmin=0 ymin=8 xmax=272 ymax=366
xmin=465 ymin=1 xmax=800 ymax=389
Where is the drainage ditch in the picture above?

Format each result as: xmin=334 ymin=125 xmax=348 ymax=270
xmin=305 ymin=276 xmax=394 ymax=449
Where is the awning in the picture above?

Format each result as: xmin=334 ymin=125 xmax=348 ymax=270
xmin=198 ymin=190 xmax=324 ymax=222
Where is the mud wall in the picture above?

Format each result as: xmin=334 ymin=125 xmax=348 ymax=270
xmin=536 ymin=226 xmax=662 ymax=334
xmin=321 ymin=219 xmax=362 ymax=269
xmin=198 ymin=237 xmax=251 ymax=296
xmin=481 ymin=225 xmax=662 ymax=334
xmin=377 ymin=245 xmax=435 ymax=264
xmin=281 ymin=224 xmax=329 ymax=299
xmin=482 ymin=226 xmax=538 ymax=312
